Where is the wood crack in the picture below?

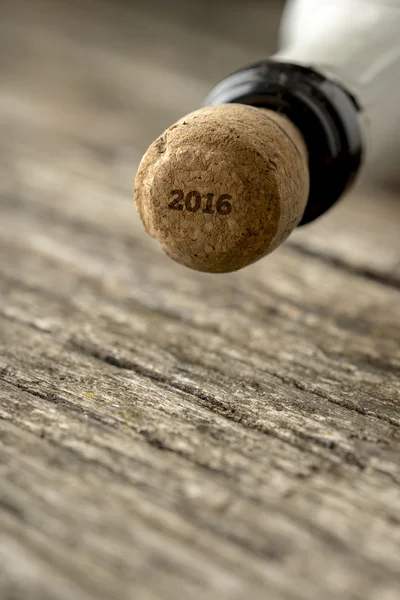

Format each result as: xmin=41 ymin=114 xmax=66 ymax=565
xmin=68 ymin=341 xmax=376 ymax=471
xmin=289 ymin=241 xmax=400 ymax=291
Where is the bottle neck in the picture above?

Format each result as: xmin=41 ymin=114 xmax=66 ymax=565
xmin=278 ymin=0 xmax=400 ymax=109
xmin=205 ymin=61 xmax=363 ymax=226
xmin=277 ymin=0 xmax=400 ymax=183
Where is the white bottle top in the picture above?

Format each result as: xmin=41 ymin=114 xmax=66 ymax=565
xmin=276 ymin=0 xmax=400 ymax=185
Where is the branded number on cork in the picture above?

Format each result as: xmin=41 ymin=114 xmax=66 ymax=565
xmin=168 ymin=190 xmax=232 ymax=215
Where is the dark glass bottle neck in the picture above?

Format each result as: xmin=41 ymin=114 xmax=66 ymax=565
xmin=204 ymin=60 xmax=363 ymax=226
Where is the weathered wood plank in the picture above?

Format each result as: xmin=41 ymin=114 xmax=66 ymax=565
xmin=0 ymin=1 xmax=399 ymax=599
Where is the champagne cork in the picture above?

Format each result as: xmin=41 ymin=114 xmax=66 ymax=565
xmin=134 ymin=104 xmax=309 ymax=273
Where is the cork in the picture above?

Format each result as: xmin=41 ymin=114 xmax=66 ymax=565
xmin=134 ymin=103 xmax=309 ymax=273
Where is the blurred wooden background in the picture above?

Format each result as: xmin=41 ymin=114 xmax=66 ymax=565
xmin=0 ymin=1 xmax=399 ymax=599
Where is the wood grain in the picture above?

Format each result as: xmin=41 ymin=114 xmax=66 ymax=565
xmin=0 ymin=1 xmax=399 ymax=599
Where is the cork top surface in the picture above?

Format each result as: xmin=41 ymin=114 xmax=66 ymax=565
xmin=134 ymin=104 xmax=309 ymax=272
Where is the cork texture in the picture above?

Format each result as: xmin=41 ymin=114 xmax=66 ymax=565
xmin=134 ymin=104 xmax=309 ymax=272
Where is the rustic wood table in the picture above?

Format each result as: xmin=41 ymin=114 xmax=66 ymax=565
xmin=1 ymin=1 xmax=399 ymax=599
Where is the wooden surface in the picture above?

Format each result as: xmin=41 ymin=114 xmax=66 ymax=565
xmin=1 ymin=1 xmax=400 ymax=599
